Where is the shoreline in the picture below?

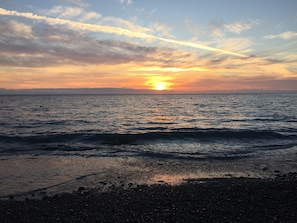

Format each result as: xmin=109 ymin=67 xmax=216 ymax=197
xmin=1 ymin=173 xmax=297 ymax=222
xmin=2 ymin=152 xmax=297 ymax=201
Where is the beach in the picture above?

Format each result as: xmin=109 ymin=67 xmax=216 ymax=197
xmin=1 ymin=173 xmax=297 ymax=222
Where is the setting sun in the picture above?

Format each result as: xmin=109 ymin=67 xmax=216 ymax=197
xmin=145 ymin=76 xmax=173 ymax=91
xmin=155 ymin=82 xmax=167 ymax=90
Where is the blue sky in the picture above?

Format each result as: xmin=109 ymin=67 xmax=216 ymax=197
xmin=0 ymin=0 xmax=297 ymax=91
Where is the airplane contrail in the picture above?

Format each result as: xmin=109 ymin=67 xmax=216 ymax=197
xmin=0 ymin=8 xmax=248 ymax=58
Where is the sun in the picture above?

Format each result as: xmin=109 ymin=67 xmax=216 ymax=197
xmin=155 ymin=82 xmax=167 ymax=90
xmin=145 ymin=77 xmax=173 ymax=91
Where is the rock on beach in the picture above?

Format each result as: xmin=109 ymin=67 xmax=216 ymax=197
xmin=1 ymin=173 xmax=297 ymax=222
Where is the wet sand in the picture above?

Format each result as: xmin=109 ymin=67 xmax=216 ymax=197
xmin=1 ymin=173 xmax=297 ymax=223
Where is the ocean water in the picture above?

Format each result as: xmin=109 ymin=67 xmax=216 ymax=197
xmin=1 ymin=94 xmax=297 ymax=199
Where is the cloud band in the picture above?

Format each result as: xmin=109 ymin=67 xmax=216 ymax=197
xmin=0 ymin=8 xmax=248 ymax=58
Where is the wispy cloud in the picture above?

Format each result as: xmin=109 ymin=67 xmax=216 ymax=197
xmin=65 ymin=0 xmax=89 ymax=7
xmin=45 ymin=5 xmax=84 ymax=18
xmin=224 ymin=20 xmax=259 ymax=34
xmin=150 ymin=21 xmax=174 ymax=38
xmin=80 ymin=11 xmax=102 ymax=21
xmin=264 ymin=31 xmax=297 ymax=40
xmin=119 ymin=0 xmax=132 ymax=5
xmin=0 ymin=8 xmax=248 ymax=57
xmin=208 ymin=20 xmax=225 ymax=38
xmin=42 ymin=5 xmax=101 ymax=21
xmin=186 ymin=19 xmax=259 ymax=38
xmin=215 ymin=38 xmax=253 ymax=54
xmin=101 ymin=16 xmax=151 ymax=34
xmin=184 ymin=19 xmax=201 ymax=36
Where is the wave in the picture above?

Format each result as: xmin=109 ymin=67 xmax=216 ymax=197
xmin=0 ymin=128 xmax=296 ymax=146
xmin=1 ymin=128 xmax=297 ymax=162
xmin=253 ymin=118 xmax=297 ymax=123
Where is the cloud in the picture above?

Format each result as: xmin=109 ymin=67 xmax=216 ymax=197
xmin=65 ymin=0 xmax=89 ymax=7
xmin=0 ymin=20 xmax=33 ymax=39
xmin=0 ymin=19 xmax=177 ymax=68
xmin=264 ymin=31 xmax=297 ymax=40
xmin=0 ymin=21 xmax=200 ymax=69
xmin=154 ymin=36 xmax=247 ymax=57
xmin=119 ymin=0 xmax=132 ymax=5
xmin=80 ymin=11 xmax=101 ymax=21
xmin=185 ymin=19 xmax=201 ymax=36
xmin=207 ymin=20 xmax=225 ymax=38
xmin=59 ymin=7 xmax=83 ymax=18
xmin=42 ymin=5 xmax=101 ymax=22
xmin=43 ymin=5 xmax=84 ymax=19
xmin=150 ymin=21 xmax=174 ymax=37
xmin=101 ymin=16 xmax=151 ymax=34
xmin=0 ymin=8 xmax=248 ymax=57
xmin=186 ymin=19 xmax=259 ymax=38
xmin=215 ymin=38 xmax=253 ymax=54
xmin=189 ymin=76 xmax=297 ymax=91
xmin=0 ymin=19 xmax=215 ymax=71
xmin=224 ymin=20 xmax=258 ymax=34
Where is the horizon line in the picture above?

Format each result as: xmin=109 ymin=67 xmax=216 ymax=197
xmin=0 ymin=87 xmax=296 ymax=95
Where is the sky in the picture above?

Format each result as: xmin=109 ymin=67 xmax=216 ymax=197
xmin=0 ymin=0 xmax=297 ymax=92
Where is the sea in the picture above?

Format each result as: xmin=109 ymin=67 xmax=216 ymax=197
xmin=1 ymin=94 xmax=297 ymax=199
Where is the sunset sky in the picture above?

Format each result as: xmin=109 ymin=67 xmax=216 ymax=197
xmin=0 ymin=0 xmax=297 ymax=92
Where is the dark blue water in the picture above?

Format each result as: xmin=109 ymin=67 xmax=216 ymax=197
xmin=1 ymin=94 xmax=297 ymax=198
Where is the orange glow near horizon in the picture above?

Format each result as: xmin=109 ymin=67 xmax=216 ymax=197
xmin=1 ymin=60 xmax=295 ymax=92
xmin=145 ymin=76 xmax=174 ymax=91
